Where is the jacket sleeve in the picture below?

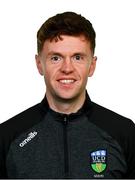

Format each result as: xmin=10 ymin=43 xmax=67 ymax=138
xmin=125 ymin=120 xmax=135 ymax=178
xmin=0 ymin=125 xmax=8 ymax=178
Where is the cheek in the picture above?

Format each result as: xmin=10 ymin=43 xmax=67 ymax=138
xmin=43 ymin=63 xmax=51 ymax=75
xmin=43 ymin=69 xmax=52 ymax=86
xmin=44 ymin=65 xmax=58 ymax=80
xmin=76 ymin=65 xmax=90 ymax=78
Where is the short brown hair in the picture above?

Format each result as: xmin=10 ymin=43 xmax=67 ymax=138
xmin=37 ymin=11 xmax=96 ymax=54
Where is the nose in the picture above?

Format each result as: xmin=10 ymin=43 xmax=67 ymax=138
xmin=60 ymin=58 xmax=74 ymax=74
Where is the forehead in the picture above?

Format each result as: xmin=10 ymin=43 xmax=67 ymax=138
xmin=42 ymin=35 xmax=91 ymax=55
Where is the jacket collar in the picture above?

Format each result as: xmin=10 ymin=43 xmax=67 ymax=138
xmin=39 ymin=91 xmax=93 ymax=119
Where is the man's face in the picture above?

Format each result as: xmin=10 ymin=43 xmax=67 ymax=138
xmin=36 ymin=35 xmax=97 ymax=102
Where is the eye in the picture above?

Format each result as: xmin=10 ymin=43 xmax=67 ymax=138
xmin=51 ymin=55 xmax=61 ymax=62
xmin=73 ymin=54 xmax=84 ymax=61
xmin=75 ymin=55 xmax=81 ymax=60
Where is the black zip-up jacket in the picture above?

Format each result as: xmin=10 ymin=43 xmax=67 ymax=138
xmin=0 ymin=93 xmax=135 ymax=179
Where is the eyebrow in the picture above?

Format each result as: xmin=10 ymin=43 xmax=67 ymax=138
xmin=47 ymin=51 xmax=63 ymax=56
xmin=72 ymin=52 xmax=87 ymax=57
xmin=47 ymin=51 xmax=87 ymax=57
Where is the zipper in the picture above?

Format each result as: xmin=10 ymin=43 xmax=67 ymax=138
xmin=63 ymin=116 xmax=69 ymax=178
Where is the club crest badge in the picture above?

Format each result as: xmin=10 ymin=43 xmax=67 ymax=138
xmin=90 ymin=149 xmax=107 ymax=174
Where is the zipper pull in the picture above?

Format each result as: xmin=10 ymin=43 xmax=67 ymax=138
xmin=64 ymin=116 xmax=68 ymax=125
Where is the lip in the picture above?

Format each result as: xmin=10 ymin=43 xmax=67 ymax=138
xmin=57 ymin=78 xmax=77 ymax=83
xmin=57 ymin=77 xmax=77 ymax=81
xmin=59 ymin=79 xmax=75 ymax=84
xmin=56 ymin=77 xmax=77 ymax=87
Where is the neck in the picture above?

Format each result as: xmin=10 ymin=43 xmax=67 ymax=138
xmin=46 ymin=92 xmax=86 ymax=114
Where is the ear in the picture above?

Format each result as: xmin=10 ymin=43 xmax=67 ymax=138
xmin=88 ymin=56 xmax=97 ymax=77
xmin=35 ymin=55 xmax=44 ymax=76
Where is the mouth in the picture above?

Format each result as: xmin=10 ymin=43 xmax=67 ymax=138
xmin=58 ymin=79 xmax=76 ymax=84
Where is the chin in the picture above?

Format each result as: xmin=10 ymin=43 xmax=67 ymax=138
xmin=58 ymin=94 xmax=74 ymax=100
xmin=55 ymin=91 xmax=81 ymax=102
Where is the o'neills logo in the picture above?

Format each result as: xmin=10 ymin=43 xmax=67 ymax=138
xmin=19 ymin=131 xmax=37 ymax=147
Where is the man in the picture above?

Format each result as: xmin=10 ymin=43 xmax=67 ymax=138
xmin=0 ymin=12 xmax=135 ymax=179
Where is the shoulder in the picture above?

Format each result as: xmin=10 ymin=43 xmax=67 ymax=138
xmin=88 ymin=101 xmax=135 ymax=148
xmin=0 ymin=103 xmax=41 ymax=134
xmin=90 ymin=101 xmax=134 ymax=128
xmin=0 ymin=100 xmax=47 ymax=146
